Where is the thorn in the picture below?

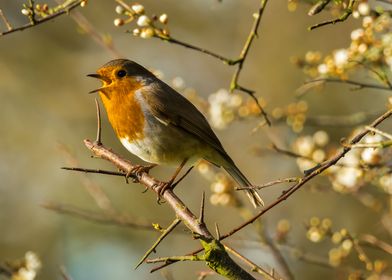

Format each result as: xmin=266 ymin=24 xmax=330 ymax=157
xmin=94 ymin=98 xmax=102 ymax=145
xmin=199 ymin=191 xmax=205 ymax=225
xmin=215 ymin=223 xmax=221 ymax=240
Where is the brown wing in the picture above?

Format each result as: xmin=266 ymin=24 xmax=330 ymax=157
xmin=140 ymin=80 xmax=233 ymax=163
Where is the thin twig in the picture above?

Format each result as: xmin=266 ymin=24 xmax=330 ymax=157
xmin=135 ymin=218 xmax=181 ymax=269
xmin=42 ymin=202 xmax=153 ymax=230
xmin=0 ymin=9 xmax=12 ymax=31
xmin=230 ymin=0 xmax=271 ymax=126
xmin=237 ymin=177 xmax=300 ymax=190
xmin=61 ymin=167 xmax=126 ymax=177
xmin=60 ymin=266 xmax=74 ymax=280
xmin=300 ymin=78 xmax=392 ymax=95
xmin=146 ymin=255 xmax=202 ymax=264
xmin=156 ymin=35 xmax=236 ymax=64
xmin=69 ymin=9 xmax=122 ymax=58
xmin=366 ymin=126 xmax=392 ymax=140
xmin=343 ymin=140 xmax=392 ymax=149
xmin=224 ymin=245 xmax=278 ymax=280
xmin=309 ymin=0 xmax=355 ymax=30
xmin=0 ymin=0 xmax=82 ymax=36
xmin=359 ymin=234 xmax=392 ymax=255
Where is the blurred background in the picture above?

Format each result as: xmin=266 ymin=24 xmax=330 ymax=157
xmin=0 ymin=0 xmax=391 ymax=279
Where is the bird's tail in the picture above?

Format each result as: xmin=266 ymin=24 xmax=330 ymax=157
xmin=223 ymin=165 xmax=264 ymax=208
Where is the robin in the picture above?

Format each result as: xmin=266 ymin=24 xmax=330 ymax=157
xmin=88 ymin=59 xmax=263 ymax=207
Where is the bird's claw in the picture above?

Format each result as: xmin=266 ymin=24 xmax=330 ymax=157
xmin=152 ymin=181 xmax=173 ymax=204
xmin=124 ymin=164 xmax=156 ymax=184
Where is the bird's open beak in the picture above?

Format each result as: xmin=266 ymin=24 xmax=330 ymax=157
xmin=87 ymin=73 xmax=112 ymax=94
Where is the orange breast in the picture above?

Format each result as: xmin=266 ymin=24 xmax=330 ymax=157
xmin=99 ymin=79 xmax=145 ymax=141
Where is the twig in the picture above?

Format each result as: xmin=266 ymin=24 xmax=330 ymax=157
xmin=271 ymin=144 xmax=312 ymax=161
xmin=343 ymin=140 xmax=392 ymax=149
xmin=359 ymin=234 xmax=392 ymax=255
xmin=69 ymin=9 xmax=122 ymax=58
xmin=224 ymin=245 xmax=278 ymax=280
xmin=146 ymin=255 xmax=202 ymax=264
xmin=230 ymin=0 xmax=271 ymax=126
xmin=236 ymin=177 xmax=300 ymax=190
xmin=366 ymin=126 xmax=392 ymax=140
xmin=297 ymin=78 xmax=392 ymax=97
xmin=308 ymin=0 xmax=332 ymax=16
xmin=61 ymin=167 xmax=126 ymax=177
xmin=0 ymin=0 xmax=83 ymax=36
xmin=60 ymin=266 xmax=74 ymax=280
xmin=42 ymin=201 xmax=153 ymax=230
xmin=0 ymin=263 xmax=12 ymax=277
xmin=351 ymin=59 xmax=392 ymax=89
xmin=309 ymin=0 xmax=355 ymax=30
xmin=135 ymin=218 xmax=181 ymax=269
xmin=263 ymin=227 xmax=294 ymax=280
xmin=0 ymin=9 xmax=12 ymax=31
xmin=156 ymin=35 xmax=236 ymax=65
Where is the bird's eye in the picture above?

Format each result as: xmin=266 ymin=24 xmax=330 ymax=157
xmin=116 ymin=70 xmax=127 ymax=78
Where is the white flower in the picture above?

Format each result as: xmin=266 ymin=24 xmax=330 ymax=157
xmin=113 ymin=18 xmax=124 ymax=27
xmin=140 ymin=27 xmax=154 ymax=38
xmin=334 ymin=49 xmax=349 ymax=67
xmin=334 ymin=167 xmax=362 ymax=189
xmin=21 ymin=8 xmax=31 ymax=16
xmin=358 ymin=3 xmax=370 ymax=16
xmin=294 ymin=136 xmax=315 ymax=157
xmin=131 ymin=4 xmax=144 ymax=14
xmin=137 ymin=15 xmax=150 ymax=27
xmin=313 ymin=130 xmax=329 ymax=147
xmin=115 ymin=5 xmax=124 ymax=14
xmin=351 ymin=28 xmax=364 ymax=41
xmin=317 ymin=63 xmax=328 ymax=74
xmin=159 ymin=14 xmax=168 ymax=24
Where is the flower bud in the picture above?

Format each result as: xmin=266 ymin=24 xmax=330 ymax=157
xmin=140 ymin=27 xmax=154 ymax=38
xmin=115 ymin=5 xmax=124 ymax=14
xmin=21 ymin=8 xmax=31 ymax=16
xmin=137 ymin=15 xmax=151 ymax=27
xmin=159 ymin=13 xmax=168 ymax=24
xmin=131 ymin=4 xmax=145 ymax=14
xmin=114 ymin=18 xmax=124 ymax=27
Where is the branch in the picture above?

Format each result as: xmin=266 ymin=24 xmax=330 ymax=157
xmin=80 ymin=139 xmax=257 ymax=280
xmin=309 ymin=0 xmax=355 ymax=30
xmin=0 ymin=0 xmax=83 ymax=37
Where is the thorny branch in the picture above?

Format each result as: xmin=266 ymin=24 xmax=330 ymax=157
xmin=0 ymin=0 xmax=83 ymax=37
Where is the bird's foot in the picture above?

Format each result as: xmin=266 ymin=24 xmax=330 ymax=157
xmin=152 ymin=181 xmax=174 ymax=204
xmin=125 ymin=164 xmax=157 ymax=184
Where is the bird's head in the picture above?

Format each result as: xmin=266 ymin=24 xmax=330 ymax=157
xmin=88 ymin=59 xmax=154 ymax=99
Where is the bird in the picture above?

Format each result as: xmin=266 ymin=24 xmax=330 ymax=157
xmin=88 ymin=59 xmax=263 ymax=207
